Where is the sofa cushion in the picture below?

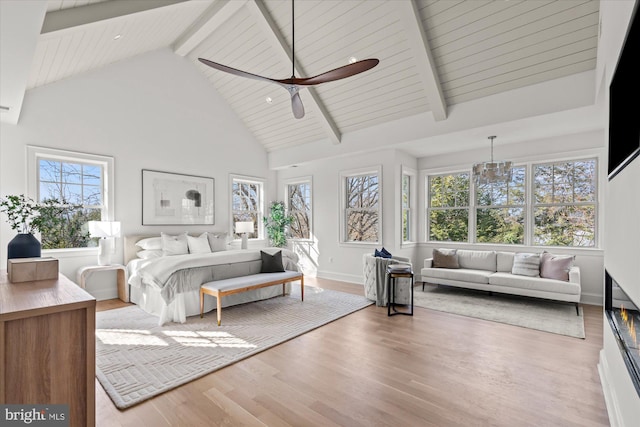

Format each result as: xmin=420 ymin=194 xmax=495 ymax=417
xmin=511 ymin=253 xmax=540 ymax=277
xmin=457 ymin=250 xmax=496 ymax=271
xmin=489 ymin=272 xmax=580 ymax=295
xmin=422 ymin=267 xmax=492 ymax=284
xmin=540 ymin=252 xmax=574 ymax=282
xmin=433 ymin=248 xmax=459 ymax=268
xmin=496 ymin=252 xmax=515 ymax=273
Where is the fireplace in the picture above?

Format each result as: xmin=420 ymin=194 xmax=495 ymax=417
xmin=605 ymin=270 xmax=640 ymax=396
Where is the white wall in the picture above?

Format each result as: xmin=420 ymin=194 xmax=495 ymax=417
xmin=277 ymin=148 xmax=419 ymax=283
xmin=0 ymin=48 xmax=272 ymax=299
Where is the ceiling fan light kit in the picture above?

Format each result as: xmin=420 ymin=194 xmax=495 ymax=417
xmin=198 ymin=0 xmax=379 ymax=119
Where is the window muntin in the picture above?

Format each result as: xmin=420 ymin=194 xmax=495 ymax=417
xmin=402 ymin=174 xmax=411 ymax=242
xmin=533 ymin=159 xmax=597 ymax=247
xmin=476 ymin=166 xmax=525 ymax=244
xmin=231 ymin=177 xmax=263 ymax=239
xmin=428 ymin=173 xmax=469 ymax=242
xmin=342 ymin=170 xmax=380 ymax=243
xmin=287 ymin=180 xmax=312 ymax=240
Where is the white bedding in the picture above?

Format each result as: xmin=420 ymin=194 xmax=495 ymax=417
xmin=127 ymin=248 xmax=299 ymax=325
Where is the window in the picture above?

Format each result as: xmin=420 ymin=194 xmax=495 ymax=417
xmin=27 ymin=146 xmax=113 ymax=250
xmin=476 ymin=166 xmax=525 ymax=244
xmin=286 ymin=178 xmax=312 ymax=240
xmin=428 ymin=172 xmax=469 ymax=242
xmin=533 ymin=159 xmax=597 ymax=247
xmin=341 ymin=167 xmax=381 ymax=243
xmin=401 ymin=166 xmax=416 ymax=243
xmin=231 ymin=176 xmax=264 ymax=239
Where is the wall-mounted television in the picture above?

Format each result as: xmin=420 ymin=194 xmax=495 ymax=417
xmin=608 ymin=0 xmax=640 ymax=180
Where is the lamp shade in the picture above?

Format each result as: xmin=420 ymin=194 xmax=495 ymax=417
xmin=88 ymin=221 xmax=121 ymax=238
xmin=235 ymin=221 xmax=254 ymax=234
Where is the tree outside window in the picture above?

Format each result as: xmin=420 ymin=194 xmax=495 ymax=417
xmin=232 ymin=178 xmax=263 ymax=239
xmin=428 ymin=173 xmax=469 ymax=242
xmin=476 ymin=166 xmax=525 ymax=244
xmin=37 ymin=158 xmax=104 ymax=249
xmin=533 ymin=159 xmax=596 ymax=246
xmin=287 ymin=181 xmax=311 ymax=240
xmin=402 ymin=174 xmax=411 ymax=242
xmin=344 ymin=172 xmax=380 ymax=243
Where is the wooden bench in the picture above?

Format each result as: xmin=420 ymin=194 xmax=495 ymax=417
xmin=200 ymin=271 xmax=304 ymax=325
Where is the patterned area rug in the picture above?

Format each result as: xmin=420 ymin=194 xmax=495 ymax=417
xmin=96 ymin=286 xmax=372 ymax=409
xmin=414 ymin=284 xmax=585 ymax=339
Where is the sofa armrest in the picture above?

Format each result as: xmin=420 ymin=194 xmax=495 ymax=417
xmin=424 ymin=258 xmax=433 ymax=268
xmin=569 ymin=266 xmax=581 ymax=285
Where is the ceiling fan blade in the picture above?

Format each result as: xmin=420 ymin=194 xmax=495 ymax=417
xmin=198 ymin=58 xmax=277 ymax=84
xmin=291 ymin=91 xmax=305 ymax=119
xmin=282 ymin=59 xmax=379 ymax=86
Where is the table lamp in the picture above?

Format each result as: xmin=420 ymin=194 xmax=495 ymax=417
xmin=235 ymin=221 xmax=254 ymax=250
xmin=89 ymin=221 xmax=121 ymax=265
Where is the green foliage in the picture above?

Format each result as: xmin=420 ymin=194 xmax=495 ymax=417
xmin=0 ymin=194 xmax=94 ymax=249
xmin=263 ymin=201 xmax=293 ymax=247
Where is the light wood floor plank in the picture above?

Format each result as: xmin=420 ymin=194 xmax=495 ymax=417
xmin=95 ymin=277 xmax=609 ymax=427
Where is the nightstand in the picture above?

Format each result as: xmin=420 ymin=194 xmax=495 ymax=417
xmin=77 ymin=264 xmax=128 ymax=302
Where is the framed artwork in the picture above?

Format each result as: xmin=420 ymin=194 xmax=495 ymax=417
xmin=142 ymin=169 xmax=214 ymax=225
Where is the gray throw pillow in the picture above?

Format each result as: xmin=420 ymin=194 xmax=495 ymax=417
xmin=540 ymin=251 xmax=574 ymax=281
xmin=511 ymin=253 xmax=541 ymax=277
xmin=261 ymin=250 xmax=285 ymax=273
xmin=433 ymin=248 xmax=459 ymax=269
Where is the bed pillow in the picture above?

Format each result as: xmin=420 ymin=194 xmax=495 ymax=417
xmin=161 ymin=232 xmax=189 ymax=256
xmin=261 ymin=250 xmax=285 ymax=273
xmin=432 ymin=248 xmax=459 ymax=269
xmin=511 ymin=253 xmax=541 ymax=277
xmin=207 ymin=232 xmax=228 ymax=252
xmin=135 ymin=237 xmax=162 ymax=250
xmin=187 ymin=233 xmax=211 ymax=254
xmin=540 ymin=251 xmax=574 ymax=281
xmin=136 ymin=249 xmax=163 ymax=260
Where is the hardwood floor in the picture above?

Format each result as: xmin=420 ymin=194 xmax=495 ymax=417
xmin=95 ymin=277 xmax=609 ymax=427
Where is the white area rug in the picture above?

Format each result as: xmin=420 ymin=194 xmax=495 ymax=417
xmin=96 ymin=286 xmax=372 ymax=409
xmin=414 ymin=284 xmax=585 ymax=339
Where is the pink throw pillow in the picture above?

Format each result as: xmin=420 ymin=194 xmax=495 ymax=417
xmin=540 ymin=252 xmax=574 ymax=281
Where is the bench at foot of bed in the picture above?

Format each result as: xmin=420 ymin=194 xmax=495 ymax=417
xmin=200 ymin=271 xmax=304 ymax=325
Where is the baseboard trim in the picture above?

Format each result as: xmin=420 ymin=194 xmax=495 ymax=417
xmin=581 ymin=292 xmax=603 ymax=306
xmin=316 ymin=270 xmax=363 ymax=285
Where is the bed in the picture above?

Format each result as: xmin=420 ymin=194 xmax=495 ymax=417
xmin=124 ymin=233 xmax=300 ymax=325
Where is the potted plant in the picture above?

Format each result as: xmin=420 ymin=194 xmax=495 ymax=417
xmin=263 ymin=201 xmax=293 ymax=248
xmin=0 ymin=194 xmax=44 ymax=259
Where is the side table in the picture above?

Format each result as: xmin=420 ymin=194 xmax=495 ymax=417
xmin=386 ymin=266 xmax=414 ymax=316
xmin=77 ymin=264 xmax=128 ymax=302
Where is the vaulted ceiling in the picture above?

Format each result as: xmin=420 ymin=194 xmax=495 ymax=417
xmin=1 ymin=0 xmax=602 ymax=157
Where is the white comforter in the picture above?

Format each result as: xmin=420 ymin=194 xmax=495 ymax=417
xmin=128 ymin=248 xmax=299 ymax=299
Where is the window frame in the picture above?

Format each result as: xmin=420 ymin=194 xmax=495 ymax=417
xmin=339 ymin=165 xmax=382 ymax=246
xmin=27 ymin=145 xmax=114 ymax=255
xmin=284 ymin=176 xmax=313 ymax=242
xmin=401 ymin=166 xmax=417 ymax=246
xmin=426 ymin=170 xmax=471 ymax=243
xmin=230 ymin=174 xmax=265 ymax=242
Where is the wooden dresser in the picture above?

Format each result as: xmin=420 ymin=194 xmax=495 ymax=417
xmin=0 ymin=271 xmax=96 ymax=427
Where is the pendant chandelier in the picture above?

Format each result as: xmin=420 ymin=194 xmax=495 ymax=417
xmin=472 ymin=136 xmax=513 ymax=185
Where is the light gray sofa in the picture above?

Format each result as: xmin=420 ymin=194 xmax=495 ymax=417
xmin=420 ymin=249 xmax=581 ymax=312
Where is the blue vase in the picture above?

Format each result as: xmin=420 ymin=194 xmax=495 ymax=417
xmin=7 ymin=233 xmax=41 ymax=259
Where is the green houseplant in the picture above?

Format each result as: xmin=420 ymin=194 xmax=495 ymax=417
xmin=263 ymin=201 xmax=293 ymax=248
xmin=1 ymin=194 xmax=46 ymax=259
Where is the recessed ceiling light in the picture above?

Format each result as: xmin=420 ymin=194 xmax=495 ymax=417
xmin=113 ymin=34 xmax=122 ymax=40
xmin=349 ymin=56 xmax=357 ymax=64
xmin=265 ymin=97 xmax=273 ymax=104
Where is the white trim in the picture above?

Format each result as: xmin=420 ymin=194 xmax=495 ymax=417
xmin=339 ymin=165 xmax=382 ymax=245
xmin=283 ymin=175 xmax=313 ymax=242
xmin=316 ymin=269 xmax=363 ymax=285
xmin=229 ymin=173 xmax=265 ymax=241
xmin=401 ymin=165 xmax=417 ymax=247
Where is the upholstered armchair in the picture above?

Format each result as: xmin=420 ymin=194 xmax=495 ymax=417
xmin=362 ymin=253 xmax=412 ymax=306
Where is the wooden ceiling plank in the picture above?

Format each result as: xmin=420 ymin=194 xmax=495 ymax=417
xmin=398 ymin=0 xmax=447 ymax=121
xmin=247 ymin=0 xmax=341 ymax=145
xmin=174 ymin=0 xmax=247 ymax=57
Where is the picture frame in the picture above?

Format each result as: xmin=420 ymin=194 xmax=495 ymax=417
xmin=142 ymin=169 xmax=214 ymax=225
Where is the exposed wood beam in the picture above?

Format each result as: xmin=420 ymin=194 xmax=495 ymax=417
xmin=174 ymin=0 xmax=247 ymax=57
xmin=399 ymin=0 xmax=447 ymax=121
xmin=247 ymin=0 xmax=341 ymax=145
xmin=42 ymin=0 xmax=188 ymax=34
